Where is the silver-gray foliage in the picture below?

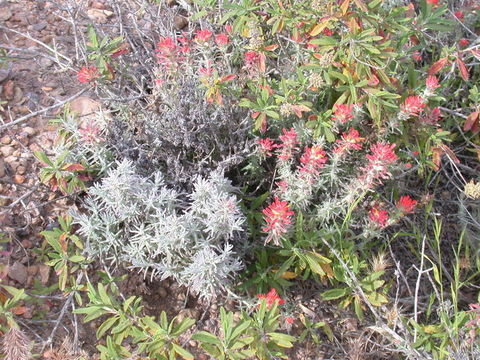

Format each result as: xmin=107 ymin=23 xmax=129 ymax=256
xmin=74 ymin=160 xmax=245 ymax=298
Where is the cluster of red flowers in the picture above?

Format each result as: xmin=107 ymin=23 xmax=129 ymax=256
xmin=400 ymin=96 xmax=426 ymax=118
xmin=244 ymin=51 xmax=261 ymax=68
xmin=257 ymin=137 xmax=277 ymax=157
xmin=364 ymin=142 xmax=398 ymax=183
xmin=77 ymin=66 xmax=100 ymax=84
xmin=396 ymin=196 xmax=417 ymax=214
xmin=256 ymin=288 xmax=285 ymax=307
xmin=333 ymin=128 xmax=365 ymax=155
xmin=332 ymin=104 xmax=354 ymax=124
xmin=277 ymin=128 xmax=299 ymax=161
xmin=299 ymin=145 xmax=327 ymax=175
xmin=262 ymin=196 xmax=295 ymax=246
xmin=426 ymin=75 xmax=440 ymax=91
xmin=369 ymin=205 xmax=389 ymax=228
xmin=369 ymin=195 xmax=417 ymax=228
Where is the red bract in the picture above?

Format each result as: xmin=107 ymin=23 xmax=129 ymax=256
xmin=257 ymin=138 xmax=277 ymax=156
xmin=427 ymin=0 xmax=439 ymax=5
xmin=244 ymin=51 xmax=260 ymax=67
xmin=334 ymin=128 xmax=365 ymax=154
xmin=412 ymin=51 xmax=422 ymax=62
xmin=332 ymin=104 xmax=354 ymax=123
xmin=400 ymin=96 xmax=425 ymax=118
xmin=426 ymin=75 xmax=440 ymax=91
xmin=195 ymin=29 xmax=212 ymax=42
xmin=454 ymin=10 xmax=464 ymax=21
xmin=257 ymin=288 xmax=285 ymax=308
xmin=215 ymin=33 xmax=229 ymax=46
xmin=299 ymin=145 xmax=327 ymax=174
xmin=367 ymin=142 xmax=398 ymax=166
xmin=277 ymin=128 xmax=299 ymax=161
xmin=156 ymin=37 xmax=176 ymax=53
xmin=459 ymin=39 xmax=469 ymax=47
xmin=79 ymin=120 xmax=104 ymax=143
xmin=396 ymin=196 xmax=417 ymax=213
xmin=77 ymin=66 xmax=100 ymax=83
xmin=262 ymin=196 xmax=294 ymax=246
xmin=420 ymin=107 xmax=442 ymax=126
xmin=369 ymin=205 xmax=389 ymax=227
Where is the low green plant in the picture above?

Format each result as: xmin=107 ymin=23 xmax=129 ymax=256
xmin=75 ymin=282 xmax=195 ymax=360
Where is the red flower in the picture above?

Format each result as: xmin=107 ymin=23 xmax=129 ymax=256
xmin=427 ymin=0 xmax=439 ymax=5
xmin=396 ymin=196 xmax=417 ymax=213
xmin=299 ymin=145 xmax=327 ymax=174
xmin=257 ymin=138 xmax=277 ymax=156
xmin=215 ymin=33 xmax=229 ymax=46
xmin=426 ymin=75 xmax=440 ymax=91
xmin=77 ymin=66 xmax=100 ymax=83
xmin=367 ymin=142 xmax=398 ymax=166
xmin=156 ymin=37 xmax=177 ymax=53
xmin=285 ymin=316 xmax=294 ymax=324
xmin=244 ymin=51 xmax=260 ymax=67
xmin=257 ymin=288 xmax=285 ymax=308
xmin=419 ymin=107 xmax=442 ymax=125
xmin=323 ymin=28 xmax=333 ymax=36
xmin=454 ymin=11 xmax=464 ymax=21
xmin=369 ymin=205 xmax=389 ymax=227
xmin=332 ymin=104 xmax=354 ymax=124
xmin=412 ymin=51 xmax=422 ymax=62
xmin=194 ymin=29 xmax=212 ymax=42
xmin=400 ymin=96 xmax=425 ymax=118
xmin=224 ymin=25 xmax=233 ymax=34
xmin=262 ymin=197 xmax=294 ymax=246
xmin=277 ymin=128 xmax=299 ymax=161
xmin=334 ymin=128 xmax=365 ymax=154
xmin=459 ymin=39 xmax=469 ymax=47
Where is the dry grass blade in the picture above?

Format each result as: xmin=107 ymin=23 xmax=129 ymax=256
xmin=2 ymin=327 xmax=31 ymax=360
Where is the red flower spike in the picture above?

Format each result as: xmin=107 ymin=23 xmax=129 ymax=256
xmin=400 ymin=96 xmax=425 ymax=118
xmin=299 ymin=145 xmax=327 ymax=175
xmin=257 ymin=138 xmax=277 ymax=156
xmin=215 ymin=33 xmax=229 ymax=46
xmin=396 ymin=196 xmax=417 ymax=214
xmin=426 ymin=75 xmax=440 ymax=91
xmin=277 ymin=128 xmax=299 ymax=161
xmin=332 ymin=104 xmax=354 ymax=124
xmin=194 ymin=29 xmax=212 ymax=42
xmin=77 ymin=66 xmax=100 ymax=83
xmin=369 ymin=205 xmax=389 ymax=227
xmin=256 ymin=288 xmax=285 ymax=308
xmin=262 ymin=197 xmax=294 ymax=246
xmin=334 ymin=128 xmax=365 ymax=154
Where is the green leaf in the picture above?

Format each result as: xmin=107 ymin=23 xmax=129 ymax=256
xmin=192 ymin=331 xmax=223 ymax=346
xmin=321 ymin=288 xmax=350 ymax=300
xmin=97 ymin=316 xmax=118 ymax=339
xmin=171 ymin=343 xmax=194 ymax=360
xmin=172 ymin=317 xmax=195 ymax=337
xmin=267 ymin=332 xmax=296 ymax=348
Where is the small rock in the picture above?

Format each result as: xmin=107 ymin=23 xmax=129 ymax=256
xmin=174 ymin=16 xmax=188 ymax=31
xmin=13 ymin=86 xmax=23 ymax=103
xmin=90 ymin=1 xmax=107 ymax=9
xmin=32 ymin=22 xmax=48 ymax=31
xmin=27 ymin=265 xmax=38 ymax=275
xmin=188 ymin=340 xmax=196 ymax=347
xmin=4 ymin=155 xmax=17 ymax=163
xmin=1 ymin=136 xmax=11 ymax=145
xmin=38 ymin=265 xmax=50 ymax=285
xmin=8 ymin=262 xmax=28 ymax=285
xmin=29 ymin=143 xmax=42 ymax=152
xmin=13 ymin=150 xmax=21 ymax=157
xmin=0 ymin=146 xmax=13 ymax=157
xmin=14 ymin=175 xmax=25 ymax=184
xmin=2 ymin=80 xmax=15 ymax=100
xmin=69 ymin=96 xmax=101 ymax=116
xmin=166 ymin=0 xmax=177 ymax=6
xmin=86 ymin=8 xmax=113 ymax=23
xmin=9 ymin=161 xmax=20 ymax=172
xmin=0 ymin=7 xmax=12 ymax=22
xmin=17 ymin=166 xmax=26 ymax=175
xmin=17 ymin=106 xmax=30 ymax=115
xmin=22 ymin=127 xmax=36 ymax=136
xmin=0 ymin=159 xmax=5 ymax=178
xmin=21 ymin=239 xmax=33 ymax=249
xmin=39 ymin=57 xmax=53 ymax=68
xmin=158 ymin=287 xmax=167 ymax=298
